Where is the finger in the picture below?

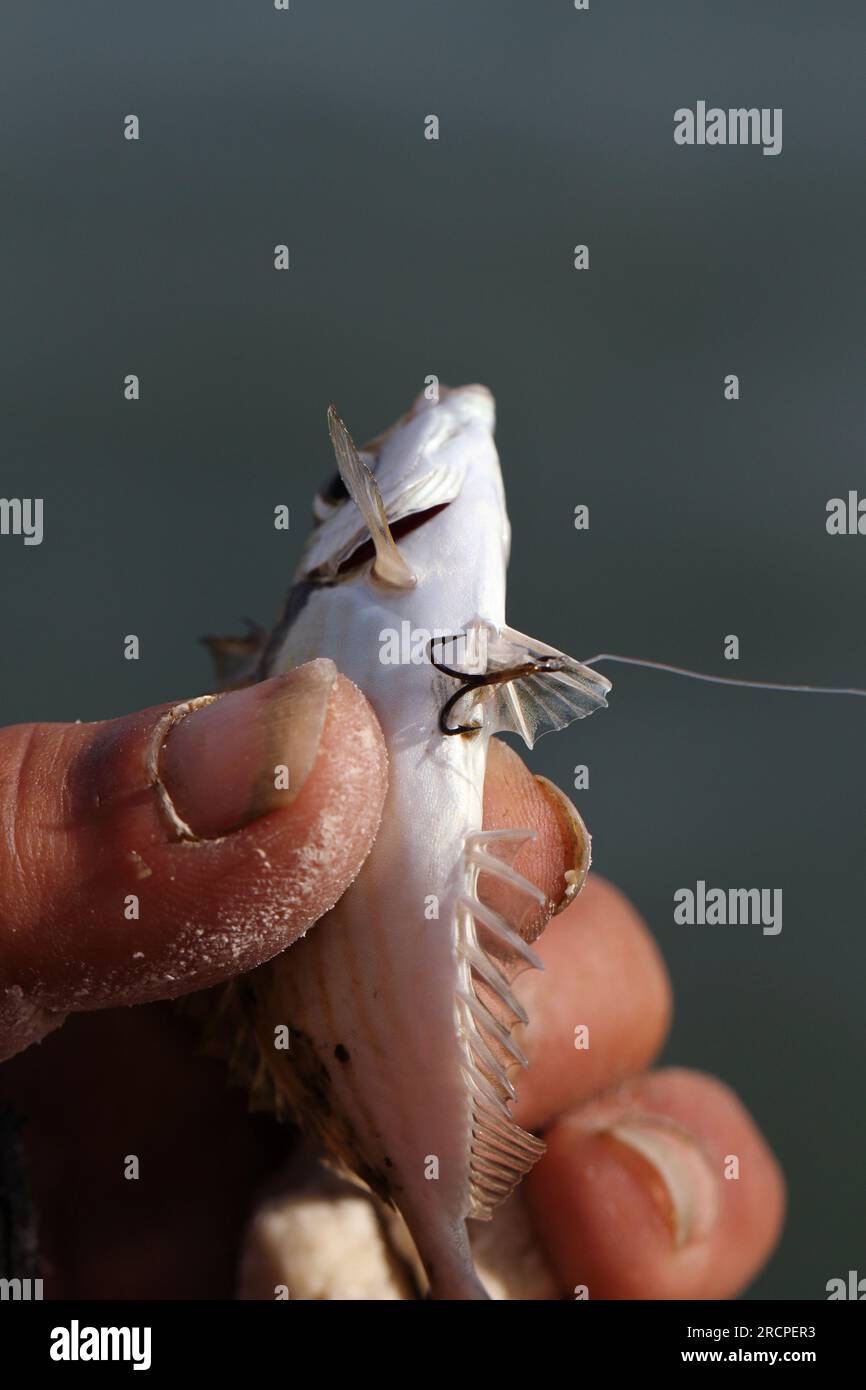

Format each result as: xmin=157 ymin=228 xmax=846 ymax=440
xmin=481 ymin=737 xmax=586 ymax=938
xmin=514 ymin=876 xmax=672 ymax=1131
xmin=525 ymin=1067 xmax=786 ymax=1299
xmin=482 ymin=742 xmax=672 ymax=1130
xmin=0 ymin=660 xmax=387 ymax=1057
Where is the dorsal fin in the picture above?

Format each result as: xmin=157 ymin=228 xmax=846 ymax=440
xmin=327 ymin=406 xmax=417 ymax=589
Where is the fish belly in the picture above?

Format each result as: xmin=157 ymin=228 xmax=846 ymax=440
xmin=257 ymin=597 xmax=490 ymax=1295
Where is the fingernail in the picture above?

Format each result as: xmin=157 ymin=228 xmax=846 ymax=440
xmin=603 ymin=1115 xmax=720 ymax=1248
xmin=533 ymin=776 xmax=592 ymax=914
xmin=155 ymin=659 xmax=338 ymax=839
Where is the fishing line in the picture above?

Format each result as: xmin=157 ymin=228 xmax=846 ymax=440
xmin=580 ymin=653 xmax=866 ymax=699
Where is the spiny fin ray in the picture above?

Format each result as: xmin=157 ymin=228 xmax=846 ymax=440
xmin=457 ymin=831 xmax=549 ymax=1221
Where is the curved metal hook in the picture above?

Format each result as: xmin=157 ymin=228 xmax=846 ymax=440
xmin=427 ymin=635 xmax=566 ymax=737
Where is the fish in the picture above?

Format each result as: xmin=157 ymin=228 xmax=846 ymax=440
xmin=214 ymin=385 xmax=612 ymax=1299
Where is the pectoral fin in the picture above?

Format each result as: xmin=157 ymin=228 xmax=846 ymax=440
xmin=200 ymin=619 xmax=268 ymax=689
xmin=327 ymin=406 xmax=417 ymax=589
xmin=432 ymin=622 xmax=612 ymax=748
xmin=489 ymin=625 xmax=611 ymax=747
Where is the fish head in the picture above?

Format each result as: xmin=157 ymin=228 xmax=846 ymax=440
xmin=298 ymin=385 xmax=511 ymax=594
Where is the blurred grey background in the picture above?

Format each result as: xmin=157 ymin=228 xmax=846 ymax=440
xmin=1 ymin=1 xmax=863 ymax=1298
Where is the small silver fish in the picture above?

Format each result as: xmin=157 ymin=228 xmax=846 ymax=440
xmin=229 ymin=386 xmax=611 ymax=1299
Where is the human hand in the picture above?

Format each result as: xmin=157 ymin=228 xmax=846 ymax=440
xmin=0 ymin=674 xmax=783 ymax=1298
xmin=243 ymin=742 xmax=785 ymax=1300
xmin=478 ymin=740 xmax=785 ymax=1299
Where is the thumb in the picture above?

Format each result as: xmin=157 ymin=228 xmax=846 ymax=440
xmin=0 ymin=659 xmax=387 ymax=1060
